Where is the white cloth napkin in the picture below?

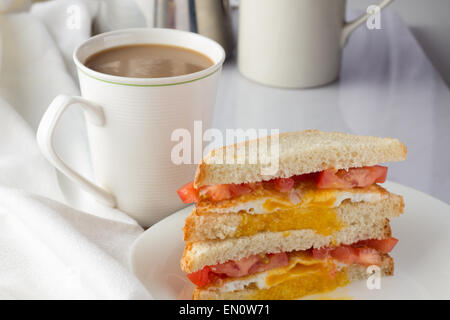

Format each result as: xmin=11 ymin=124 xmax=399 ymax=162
xmin=0 ymin=0 xmax=151 ymax=299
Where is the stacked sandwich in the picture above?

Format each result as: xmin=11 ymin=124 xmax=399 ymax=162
xmin=177 ymin=130 xmax=407 ymax=300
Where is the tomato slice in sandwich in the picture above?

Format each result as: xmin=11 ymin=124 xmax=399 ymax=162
xmin=323 ymin=246 xmax=382 ymax=266
xmin=317 ymin=165 xmax=388 ymax=189
xmin=211 ymin=253 xmax=288 ymax=278
xmin=200 ymin=184 xmax=233 ymax=202
xmin=177 ymin=181 xmax=198 ymax=203
xmin=186 ymin=253 xmax=289 ymax=287
xmin=271 ymin=178 xmax=295 ymax=192
xmin=199 ymin=183 xmax=256 ymax=202
xmin=312 ymin=237 xmax=398 ymax=266
xmin=354 ymin=238 xmax=399 ymax=254
xmin=186 ymin=266 xmax=212 ymax=287
xmin=329 ymin=246 xmax=358 ymax=265
xmin=356 ymin=247 xmax=382 ymax=266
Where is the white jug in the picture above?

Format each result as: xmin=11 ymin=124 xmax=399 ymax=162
xmin=238 ymin=0 xmax=394 ymax=88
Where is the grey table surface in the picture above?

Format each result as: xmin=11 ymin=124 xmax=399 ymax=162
xmin=212 ymin=10 xmax=450 ymax=204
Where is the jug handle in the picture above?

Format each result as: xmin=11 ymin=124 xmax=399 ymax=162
xmin=341 ymin=0 xmax=394 ymax=48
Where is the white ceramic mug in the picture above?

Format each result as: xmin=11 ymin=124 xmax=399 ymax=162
xmin=37 ymin=28 xmax=225 ymax=227
xmin=238 ymin=0 xmax=394 ymax=88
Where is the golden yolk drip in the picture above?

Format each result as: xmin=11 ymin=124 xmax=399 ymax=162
xmin=249 ymin=264 xmax=349 ymax=300
xmin=295 ymin=189 xmax=339 ymax=208
xmin=234 ymin=189 xmax=343 ymax=237
xmin=235 ymin=207 xmax=342 ymax=237
xmin=266 ymin=263 xmax=324 ymax=286
xmin=250 ymin=270 xmax=349 ymax=300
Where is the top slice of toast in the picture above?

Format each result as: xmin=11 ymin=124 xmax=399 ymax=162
xmin=194 ymin=130 xmax=407 ymax=188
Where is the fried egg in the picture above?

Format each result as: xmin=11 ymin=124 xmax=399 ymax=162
xmin=198 ymin=184 xmax=388 ymax=215
xmin=215 ymin=253 xmax=348 ymax=299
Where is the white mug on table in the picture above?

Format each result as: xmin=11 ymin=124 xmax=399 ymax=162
xmin=37 ymin=28 xmax=225 ymax=227
xmin=238 ymin=0 xmax=394 ymax=88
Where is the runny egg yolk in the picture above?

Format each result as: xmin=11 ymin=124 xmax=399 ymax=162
xmin=250 ymin=255 xmax=349 ymax=300
xmin=234 ymin=189 xmax=343 ymax=237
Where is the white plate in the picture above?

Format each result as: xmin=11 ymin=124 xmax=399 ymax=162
xmin=129 ymin=181 xmax=450 ymax=300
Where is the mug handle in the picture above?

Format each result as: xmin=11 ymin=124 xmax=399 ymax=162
xmin=341 ymin=0 xmax=394 ymax=48
xmin=36 ymin=94 xmax=117 ymax=207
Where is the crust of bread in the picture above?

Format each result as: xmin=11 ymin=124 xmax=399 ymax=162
xmin=194 ymin=130 xmax=407 ymax=188
xmin=192 ymin=254 xmax=394 ymax=300
xmin=183 ymin=194 xmax=404 ymax=242
xmin=181 ymin=219 xmax=392 ymax=273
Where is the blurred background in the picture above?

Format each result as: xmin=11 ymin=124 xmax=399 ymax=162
xmin=349 ymin=0 xmax=450 ymax=87
xmin=3 ymin=0 xmax=450 ymax=87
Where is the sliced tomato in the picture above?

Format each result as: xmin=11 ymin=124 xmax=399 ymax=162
xmin=247 ymin=182 xmax=263 ymax=190
xmin=271 ymin=177 xmax=295 ymax=192
xmin=210 ymin=261 xmax=241 ymax=278
xmin=229 ymin=184 xmax=254 ymax=197
xmin=317 ymin=169 xmax=351 ymax=189
xmin=374 ymin=166 xmax=388 ymax=183
xmin=356 ymin=247 xmax=382 ymax=266
xmin=336 ymin=165 xmax=388 ymax=185
xmin=313 ymin=242 xmax=386 ymax=266
xmin=330 ymin=246 xmax=383 ymax=266
xmin=212 ymin=255 xmax=260 ymax=278
xmin=248 ymin=252 xmax=288 ymax=274
xmin=186 ymin=266 xmax=212 ymax=287
xmin=311 ymin=247 xmax=331 ymax=260
xmin=292 ymin=172 xmax=319 ymax=183
xmin=354 ymin=238 xmax=398 ymax=254
xmin=210 ymin=252 xmax=288 ymax=279
xmin=317 ymin=165 xmax=388 ymax=189
xmin=367 ymin=238 xmax=398 ymax=253
xmin=199 ymin=184 xmax=233 ymax=201
xmin=177 ymin=181 xmax=198 ymax=203
xmin=330 ymin=246 xmax=358 ymax=265
xmin=200 ymin=182 xmax=259 ymax=202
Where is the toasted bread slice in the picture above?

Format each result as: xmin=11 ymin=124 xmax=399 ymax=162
xmin=184 ymin=193 xmax=403 ymax=242
xmin=181 ymin=219 xmax=392 ymax=273
xmin=192 ymin=254 xmax=394 ymax=300
xmin=194 ymin=130 xmax=406 ymax=188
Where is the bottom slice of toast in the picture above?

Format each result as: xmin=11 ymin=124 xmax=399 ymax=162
xmin=193 ymin=254 xmax=393 ymax=300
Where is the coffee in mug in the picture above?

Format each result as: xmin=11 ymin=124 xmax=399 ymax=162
xmin=84 ymin=44 xmax=214 ymax=78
